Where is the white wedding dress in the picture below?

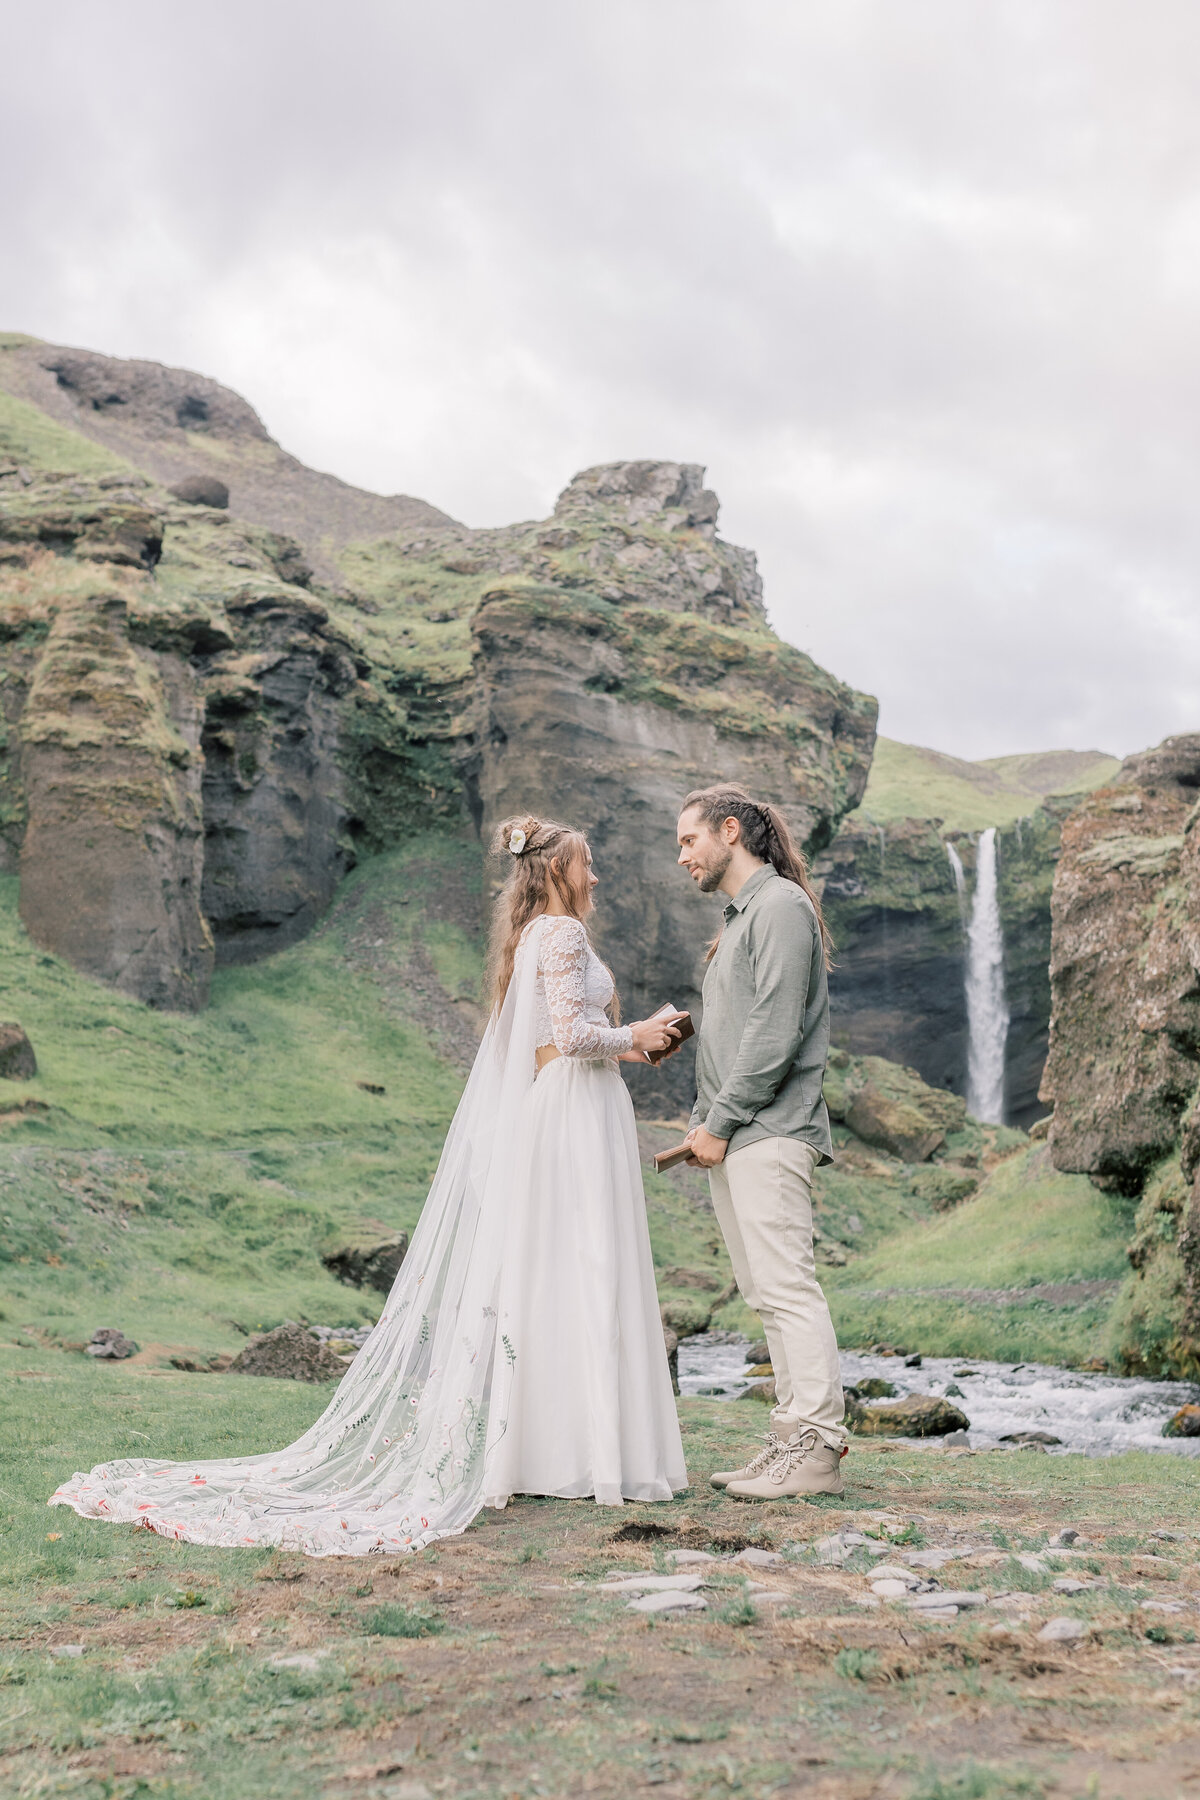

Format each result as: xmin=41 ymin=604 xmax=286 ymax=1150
xmin=50 ymin=913 xmax=686 ymax=1554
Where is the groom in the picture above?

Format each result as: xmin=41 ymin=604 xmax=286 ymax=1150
xmin=677 ymin=783 xmax=847 ymax=1499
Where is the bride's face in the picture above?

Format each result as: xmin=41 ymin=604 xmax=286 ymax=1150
xmin=558 ymin=841 xmax=598 ymax=916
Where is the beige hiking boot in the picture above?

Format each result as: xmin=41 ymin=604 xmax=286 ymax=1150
xmin=726 ymin=1431 xmax=847 ymax=1500
xmin=709 ymin=1431 xmax=787 ymax=1491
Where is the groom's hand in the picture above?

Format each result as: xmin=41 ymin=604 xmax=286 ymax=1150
xmin=685 ymin=1126 xmax=728 ymax=1168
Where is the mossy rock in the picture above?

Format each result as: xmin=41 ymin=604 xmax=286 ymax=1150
xmin=825 ymin=1049 xmax=967 ymax=1163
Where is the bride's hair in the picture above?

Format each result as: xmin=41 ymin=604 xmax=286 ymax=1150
xmin=487 ymin=814 xmax=594 ymax=1011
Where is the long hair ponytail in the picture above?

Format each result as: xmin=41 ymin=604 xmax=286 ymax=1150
xmin=681 ymin=783 xmax=835 ymax=969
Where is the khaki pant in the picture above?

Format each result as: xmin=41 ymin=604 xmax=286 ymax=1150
xmin=708 ymin=1137 xmax=845 ymax=1448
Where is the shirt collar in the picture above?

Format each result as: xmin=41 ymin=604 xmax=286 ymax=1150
xmin=721 ymin=862 xmax=776 ymax=919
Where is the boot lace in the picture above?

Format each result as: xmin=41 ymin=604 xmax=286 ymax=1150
xmin=737 ymin=1432 xmax=786 ymax=1479
xmin=764 ymin=1430 xmax=820 ymax=1485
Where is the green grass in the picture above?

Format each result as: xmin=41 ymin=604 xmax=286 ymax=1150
xmin=826 ymin=1144 xmax=1134 ymax=1363
xmin=857 ymin=737 xmax=1120 ymax=832
xmin=0 ymin=388 xmax=133 ymax=477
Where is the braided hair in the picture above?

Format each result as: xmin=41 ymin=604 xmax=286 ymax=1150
xmin=680 ymin=783 xmax=834 ymax=968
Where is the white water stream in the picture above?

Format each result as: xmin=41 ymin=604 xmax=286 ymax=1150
xmin=678 ymin=1335 xmax=1200 ymax=1457
xmin=964 ymin=827 xmax=1010 ymax=1123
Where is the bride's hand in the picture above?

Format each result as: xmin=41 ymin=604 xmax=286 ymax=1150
xmin=629 ymin=1017 xmax=682 ymax=1060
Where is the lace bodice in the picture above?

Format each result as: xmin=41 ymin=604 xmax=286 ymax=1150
xmin=526 ymin=916 xmax=634 ymax=1059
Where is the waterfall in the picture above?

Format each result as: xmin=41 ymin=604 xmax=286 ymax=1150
xmin=946 ymin=840 xmax=967 ymax=923
xmin=963 ymin=828 xmax=1010 ymax=1124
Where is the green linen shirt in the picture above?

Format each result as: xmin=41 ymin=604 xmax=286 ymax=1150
xmin=691 ymin=863 xmax=834 ymax=1162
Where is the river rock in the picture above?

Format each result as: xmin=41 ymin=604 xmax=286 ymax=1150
xmin=1000 ymin=1430 xmax=1063 ymax=1447
xmin=0 ymin=1023 xmax=36 ymax=1079
xmin=321 ymin=1235 xmax=408 ymax=1295
xmin=86 ymin=1327 xmax=139 ymax=1360
xmin=745 ymin=1340 xmax=769 ymax=1364
xmin=229 ymin=1322 xmax=348 ymax=1382
xmin=847 ymin=1394 xmax=970 ymax=1438
xmin=1164 ymin=1405 xmax=1200 ymax=1438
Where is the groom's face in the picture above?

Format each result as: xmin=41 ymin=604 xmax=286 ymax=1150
xmin=676 ymin=808 xmax=733 ymax=894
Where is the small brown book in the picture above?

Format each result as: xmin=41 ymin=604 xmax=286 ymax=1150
xmin=653 ymin=1140 xmax=695 ymax=1173
xmin=644 ymin=1004 xmax=694 ymax=1066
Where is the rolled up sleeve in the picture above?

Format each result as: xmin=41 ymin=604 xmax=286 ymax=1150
xmin=703 ymin=903 xmax=814 ymax=1141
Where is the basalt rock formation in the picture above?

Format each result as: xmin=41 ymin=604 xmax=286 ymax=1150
xmin=0 ymin=339 xmax=877 ymax=1069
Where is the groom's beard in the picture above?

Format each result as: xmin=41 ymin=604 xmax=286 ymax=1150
xmin=697 ymin=847 xmax=732 ymax=893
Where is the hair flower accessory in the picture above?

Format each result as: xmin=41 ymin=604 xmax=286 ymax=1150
xmin=508 ymin=828 xmax=527 ymax=855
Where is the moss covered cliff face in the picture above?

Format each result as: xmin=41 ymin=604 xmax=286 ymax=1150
xmin=0 ymin=346 xmax=876 ymax=1050
xmin=813 ymin=748 xmax=1118 ymax=1126
xmin=1040 ymin=734 xmax=1200 ymax=1375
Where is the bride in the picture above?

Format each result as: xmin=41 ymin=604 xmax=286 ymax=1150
xmin=51 ymin=815 xmax=688 ymax=1554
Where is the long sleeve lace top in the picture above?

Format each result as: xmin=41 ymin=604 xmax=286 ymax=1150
xmin=533 ymin=916 xmax=634 ymax=1059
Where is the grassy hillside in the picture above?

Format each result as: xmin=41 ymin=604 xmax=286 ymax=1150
xmin=0 ymin=835 xmax=736 ymax=1356
xmin=824 ymin=1144 xmax=1135 ymax=1364
xmin=857 ymin=737 xmax=1121 ymax=832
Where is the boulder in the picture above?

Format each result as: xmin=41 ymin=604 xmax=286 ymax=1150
xmin=745 ymin=1339 xmax=769 ymax=1364
xmin=86 ymin=1327 xmax=138 ymax=1360
xmin=321 ymin=1234 xmax=408 ymax=1295
xmin=740 ymin=1378 xmax=776 ymax=1404
xmin=846 ymin=1393 xmax=970 ymax=1438
xmin=0 ymin=1022 xmax=36 ymax=1079
xmin=168 ymin=475 xmax=230 ymax=508
xmin=851 ymin=1377 xmax=897 ymax=1399
xmin=825 ymin=1049 xmax=967 ymax=1162
xmin=660 ymin=1297 xmax=712 ymax=1337
xmin=229 ymin=1322 xmax=348 ymax=1382
xmin=1163 ymin=1405 xmax=1200 ymax=1438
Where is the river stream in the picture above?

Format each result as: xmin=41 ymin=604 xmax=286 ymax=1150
xmin=677 ymin=1334 xmax=1200 ymax=1457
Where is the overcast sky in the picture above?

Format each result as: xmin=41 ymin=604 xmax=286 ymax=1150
xmin=5 ymin=2 xmax=1200 ymax=759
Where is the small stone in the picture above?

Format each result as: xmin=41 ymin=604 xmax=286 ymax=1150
xmin=1140 ymin=1599 xmax=1186 ymax=1614
xmin=1049 ymin=1529 xmax=1080 ymax=1547
xmin=1000 ymin=1431 xmax=1062 ymax=1447
xmin=906 ymin=1589 xmax=989 ymax=1611
xmin=748 ymin=1589 xmax=790 ymax=1606
xmin=667 ymin=1549 xmax=717 ymax=1565
xmin=1037 ymin=1616 xmax=1086 ymax=1643
xmin=627 ymin=1590 xmax=708 ymax=1614
xmin=917 ymin=1606 xmax=959 ymax=1622
xmin=1052 ymin=1578 xmax=1090 ymax=1594
xmin=872 ymin=1580 xmax=911 ymax=1599
xmin=732 ymin=1547 xmax=784 ymax=1569
xmin=940 ymin=1430 xmax=971 ymax=1448
xmin=867 ymin=1564 xmax=919 ymax=1585
xmin=50 ymin=1644 xmax=85 ymax=1657
xmin=904 ymin=1354 xmax=923 ymax=1368
xmin=1015 ymin=1554 xmax=1048 ymax=1574
xmin=1151 ymin=1530 xmax=1185 ymax=1541
xmin=599 ymin=1574 xmax=704 ymax=1594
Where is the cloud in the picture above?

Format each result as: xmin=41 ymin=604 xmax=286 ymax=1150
xmin=3 ymin=0 xmax=1200 ymax=755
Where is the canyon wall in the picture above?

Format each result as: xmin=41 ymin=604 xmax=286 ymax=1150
xmin=0 ymin=343 xmax=877 ymax=1091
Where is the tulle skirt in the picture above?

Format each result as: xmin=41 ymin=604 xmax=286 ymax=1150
xmin=49 ymin=1052 xmax=686 ymax=1553
xmin=484 ymin=1056 xmax=687 ymax=1507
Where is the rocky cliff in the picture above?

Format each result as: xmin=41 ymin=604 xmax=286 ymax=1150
xmin=0 ymin=340 xmax=877 ymax=1071
xmin=1041 ymin=733 xmax=1200 ymax=1375
xmin=813 ymin=749 xmax=1118 ymax=1127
